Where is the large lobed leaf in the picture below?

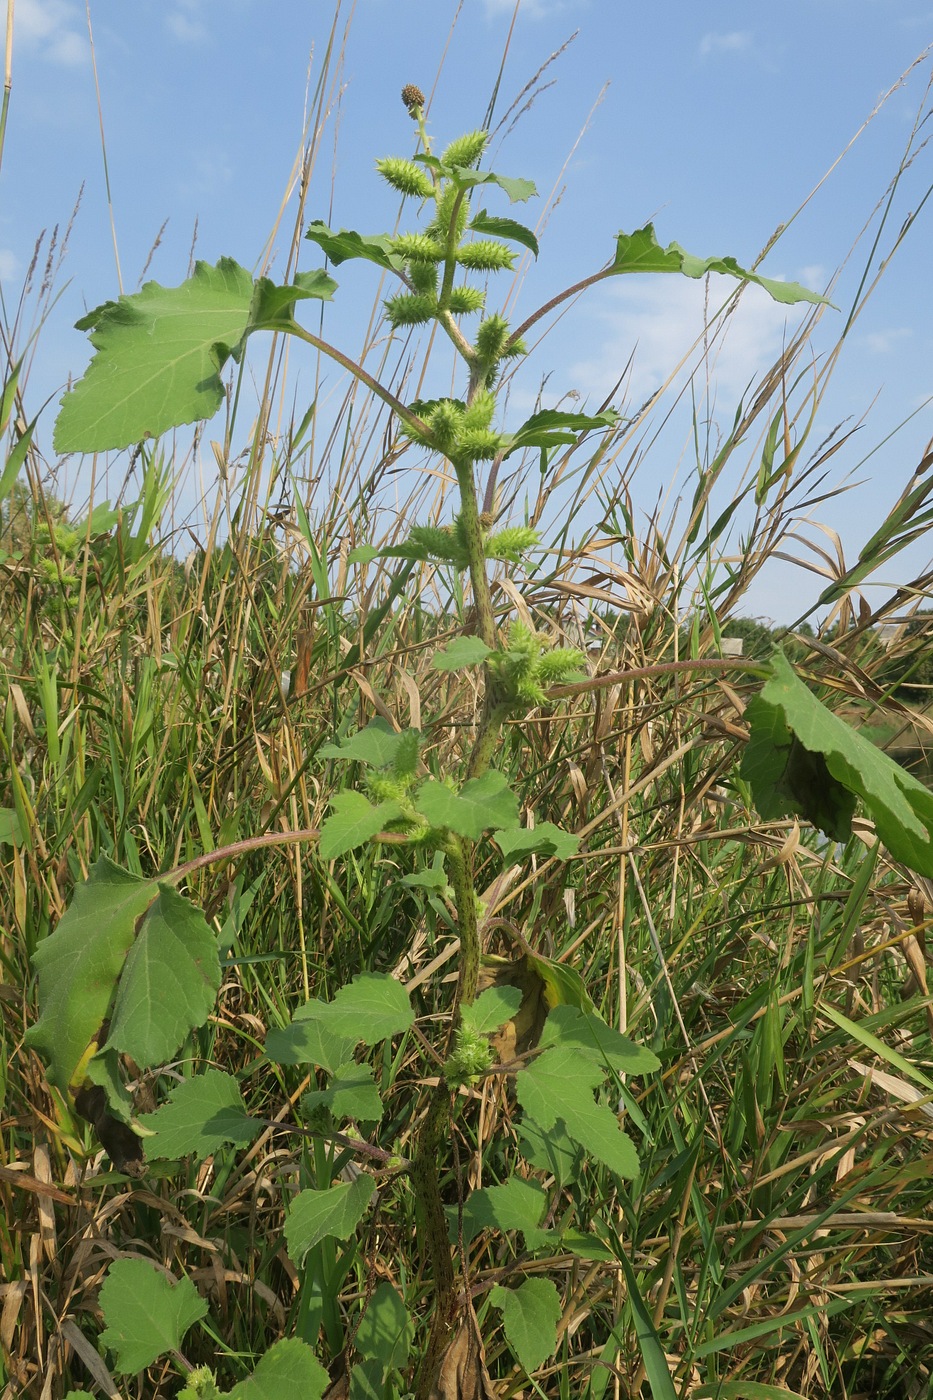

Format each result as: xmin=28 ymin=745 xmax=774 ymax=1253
xmin=742 ymin=649 xmax=933 ymax=874
xmin=266 ymin=971 xmax=413 ymax=1071
xmin=54 ymin=259 xmax=335 ymax=453
xmin=515 ymin=1046 xmax=641 ymax=1178
xmin=139 ymin=1069 xmax=261 ymax=1161
xmin=25 ymin=857 xmax=158 ymax=1091
xmin=284 ymin=1175 xmax=376 ymax=1264
xmin=489 ymin=1278 xmax=561 ymax=1375
xmin=99 ymin=1258 xmax=207 ymax=1374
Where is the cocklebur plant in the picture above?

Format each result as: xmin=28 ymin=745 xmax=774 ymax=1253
xmin=26 ymin=88 xmax=876 ymax=1396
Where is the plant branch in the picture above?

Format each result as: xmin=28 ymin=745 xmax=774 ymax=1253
xmin=505 ymin=266 xmax=614 ymax=352
xmin=286 ymin=323 xmax=432 ymax=441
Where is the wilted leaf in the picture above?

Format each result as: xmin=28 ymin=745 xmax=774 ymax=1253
xmin=99 ymin=1258 xmax=207 ymax=1373
xmin=428 ymin=1303 xmax=497 ymax=1400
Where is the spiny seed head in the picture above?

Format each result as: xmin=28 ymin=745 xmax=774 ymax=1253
xmin=383 ymin=292 xmax=437 ymax=328
xmin=376 ymin=157 xmax=434 ymax=200
xmin=441 ymin=130 xmax=489 ymax=169
xmin=446 ymin=285 xmax=485 ymax=315
xmin=475 ymin=314 xmax=511 ymax=364
xmin=456 ymin=240 xmax=516 ymax=272
xmin=409 ymin=261 xmax=439 ymax=295
xmin=391 ymin=232 xmax=445 ymax=263
xmin=461 ymin=389 xmax=496 ymax=431
xmin=401 ymin=83 xmax=425 ymax=114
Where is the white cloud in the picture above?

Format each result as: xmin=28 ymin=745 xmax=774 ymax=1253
xmin=16 ymin=0 xmax=88 ymax=66
xmin=567 ymin=273 xmax=809 ymax=411
xmin=166 ymin=1 xmax=209 ymax=44
xmin=0 ymin=249 xmax=18 ymax=282
xmin=862 ymin=327 xmax=912 ymax=354
xmin=699 ymin=30 xmax=753 ymax=57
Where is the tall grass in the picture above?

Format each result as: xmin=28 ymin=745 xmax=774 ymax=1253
xmin=2 ymin=10 xmax=933 ymax=1396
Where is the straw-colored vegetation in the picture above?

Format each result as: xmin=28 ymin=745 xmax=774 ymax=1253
xmin=3 ymin=11 xmax=933 ymax=1399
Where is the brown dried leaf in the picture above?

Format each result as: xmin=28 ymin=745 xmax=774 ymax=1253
xmin=429 ymin=1303 xmax=498 ymax=1400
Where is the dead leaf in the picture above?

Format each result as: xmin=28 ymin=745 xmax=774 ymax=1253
xmin=429 ymin=1302 xmax=498 ymax=1400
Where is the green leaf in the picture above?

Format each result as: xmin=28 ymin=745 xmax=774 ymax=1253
xmin=616 ymin=1249 xmax=678 ymax=1400
xmin=504 ymin=407 xmax=620 ymax=458
xmin=431 ymin=636 xmax=493 ymax=671
xmin=102 ymin=884 xmax=221 ymax=1068
xmin=226 ymin=1339 xmax=329 ymax=1400
xmin=302 ymin=1061 xmax=384 ymax=1123
xmin=516 ymin=1047 xmax=641 ymax=1178
xmin=246 ymin=269 xmax=337 ymax=333
xmin=305 ymin=221 xmax=405 ymax=272
xmin=25 ymin=856 xmax=158 ymax=1091
xmin=489 ymin=1278 xmax=560 ymax=1374
xmin=742 ymin=649 xmax=933 ymax=873
xmin=469 ymin=210 xmax=539 ymax=256
xmin=415 ymin=771 xmax=519 ymax=839
xmin=284 ymin=1175 xmax=376 ymax=1264
xmin=609 ymin=224 xmax=830 ymax=306
xmin=401 ymin=868 xmax=449 ymax=891
xmin=0 ymin=416 xmax=37 ymax=504
xmin=265 ymin=1005 xmax=357 ymax=1073
xmin=99 ymin=1257 xmax=208 ymax=1373
xmin=138 ymin=1069 xmax=261 ymax=1160
xmin=541 ymin=1005 xmax=660 ymax=1075
xmin=495 ymin=822 xmax=579 ymax=862
xmin=55 ymin=259 xmax=257 ymax=452
xmin=325 ymin=972 xmax=414 ymax=1043
xmin=319 ymin=718 xmax=405 ymax=768
xmin=517 ymin=1114 xmax=585 ymax=1186
xmin=694 ymin=1385 xmax=808 ymax=1399
xmin=461 ymin=986 xmax=523 ymax=1035
xmin=354 ymin=1282 xmax=413 ymax=1373
xmin=448 ymin=167 xmax=537 ymax=204
xmin=450 ymin=1175 xmax=547 ymax=1247
xmin=267 ymin=973 xmax=412 ymax=1071
xmin=319 ymin=791 xmax=403 ymax=859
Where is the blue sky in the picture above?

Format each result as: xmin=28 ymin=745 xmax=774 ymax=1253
xmin=4 ymin=0 xmax=933 ymax=621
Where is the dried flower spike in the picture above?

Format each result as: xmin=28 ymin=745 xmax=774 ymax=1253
xmin=401 ymin=83 xmax=425 ymax=115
